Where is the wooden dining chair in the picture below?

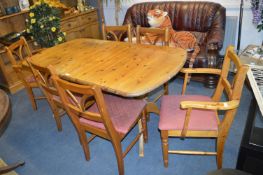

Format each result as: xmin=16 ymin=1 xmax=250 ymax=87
xmin=136 ymin=25 xmax=169 ymax=46
xmin=136 ymin=25 xmax=170 ymax=115
xmin=50 ymin=66 xmax=148 ymax=175
xmin=159 ymin=45 xmax=249 ymax=168
xmin=102 ymin=23 xmax=132 ymax=42
xmin=27 ymin=58 xmax=65 ymax=131
xmin=5 ymin=36 xmax=45 ymax=110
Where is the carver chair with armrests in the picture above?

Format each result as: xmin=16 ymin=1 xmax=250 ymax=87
xmin=27 ymin=58 xmax=65 ymax=131
xmin=5 ymin=36 xmax=45 ymax=110
xmin=50 ymin=66 xmax=148 ymax=175
xmin=159 ymin=46 xmax=249 ymax=168
xmin=102 ymin=23 xmax=132 ymax=42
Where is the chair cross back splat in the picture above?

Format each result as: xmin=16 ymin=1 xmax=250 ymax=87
xmin=28 ymin=59 xmax=65 ymax=131
xmin=102 ymin=23 xmax=132 ymax=42
xmin=5 ymin=36 xmax=32 ymax=65
xmin=159 ymin=45 xmax=249 ymax=169
xmin=50 ymin=66 xmax=148 ymax=175
xmin=136 ymin=25 xmax=169 ymax=46
xmin=5 ymin=37 xmax=45 ymax=110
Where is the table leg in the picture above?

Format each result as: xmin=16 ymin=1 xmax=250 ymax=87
xmin=146 ymin=102 xmax=160 ymax=115
xmin=138 ymin=119 xmax=144 ymax=157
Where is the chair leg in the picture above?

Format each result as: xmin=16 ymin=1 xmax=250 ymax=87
xmin=142 ymin=110 xmax=148 ymax=143
xmin=46 ymin=98 xmax=63 ymax=131
xmin=216 ymin=136 xmax=225 ymax=169
xmin=79 ymin=128 xmax=90 ymax=161
xmin=52 ymin=112 xmax=62 ymax=132
xmin=111 ymin=140 xmax=124 ymax=175
xmin=25 ymin=87 xmax=37 ymax=110
xmin=161 ymin=130 xmax=169 ymax=167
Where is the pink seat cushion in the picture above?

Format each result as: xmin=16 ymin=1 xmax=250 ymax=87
xmin=159 ymin=95 xmax=218 ymax=131
xmin=25 ymin=75 xmax=36 ymax=83
xmin=80 ymin=94 xmax=146 ymax=135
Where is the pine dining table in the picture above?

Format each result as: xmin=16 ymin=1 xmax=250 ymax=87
xmin=29 ymin=38 xmax=187 ymax=113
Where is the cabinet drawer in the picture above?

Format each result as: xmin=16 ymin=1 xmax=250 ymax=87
xmin=64 ymin=25 xmax=87 ymax=41
xmin=61 ymin=18 xmax=80 ymax=31
xmin=64 ymin=23 xmax=100 ymax=41
xmin=79 ymin=13 xmax=98 ymax=25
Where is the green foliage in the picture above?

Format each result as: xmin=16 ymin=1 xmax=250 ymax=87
xmin=251 ymin=0 xmax=263 ymax=32
xmin=257 ymin=9 xmax=263 ymax=32
xmin=26 ymin=1 xmax=65 ymax=48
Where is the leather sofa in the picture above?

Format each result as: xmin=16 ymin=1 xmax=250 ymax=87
xmin=123 ymin=1 xmax=226 ymax=87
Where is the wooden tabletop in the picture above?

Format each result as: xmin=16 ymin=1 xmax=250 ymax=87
xmin=30 ymin=38 xmax=186 ymax=97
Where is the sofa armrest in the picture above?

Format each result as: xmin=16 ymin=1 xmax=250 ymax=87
xmin=206 ymin=6 xmax=226 ymax=51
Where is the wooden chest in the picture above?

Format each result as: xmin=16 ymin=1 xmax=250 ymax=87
xmin=61 ymin=10 xmax=100 ymax=41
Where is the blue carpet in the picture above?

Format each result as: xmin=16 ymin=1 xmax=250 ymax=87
xmin=0 ymin=77 xmax=254 ymax=175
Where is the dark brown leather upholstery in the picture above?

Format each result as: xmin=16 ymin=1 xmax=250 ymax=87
xmin=123 ymin=1 xmax=226 ymax=69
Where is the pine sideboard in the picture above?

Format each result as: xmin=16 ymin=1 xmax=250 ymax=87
xmin=0 ymin=9 xmax=100 ymax=94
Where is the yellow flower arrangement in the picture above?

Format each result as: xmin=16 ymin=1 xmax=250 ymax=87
xmin=51 ymin=27 xmax=56 ymax=32
xmin=58 ymin=37 xmax=63 ymax=42
xmin=31 ymin=18 xmax=36 ymax=24
xmin=26 ymin=1 xmax=66 ymax=47
xmin=29 ymin=12 xmax=34 ymax=17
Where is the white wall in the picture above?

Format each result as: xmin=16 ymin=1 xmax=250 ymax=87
xmin=102 ymin=0 xmax=263 ymax=51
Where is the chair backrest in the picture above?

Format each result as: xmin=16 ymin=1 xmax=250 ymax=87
xmin=136 ymin=25 xmax=169 ymax=46
xmin=27 ymin=59 xmax=59 ymax=98
xmin=50 ymin=67 xmax=118 ymax=139
xmin=212 ymin=46 xmax=249 ymax=102
xmin=5 ymin=36 xmax=32 ymax=65
xmin=102 ymin=23 xmax=132 ymax=42
xmin=212 ymin=46 xmax=249 ymax=135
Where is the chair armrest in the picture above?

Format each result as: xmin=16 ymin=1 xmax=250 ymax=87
xmin=180 ymin=68 xmax=221 ymax=75
xmin=180 ymin=68 xmax=222 ymax=95
xmin=180 ymin=100 xmax=239 ymax=110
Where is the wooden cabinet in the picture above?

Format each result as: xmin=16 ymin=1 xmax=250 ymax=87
xmin=0 ymin=9 xmax=100 ymax=94
xmin=61 ymin=10 xmax=100 ymax=41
